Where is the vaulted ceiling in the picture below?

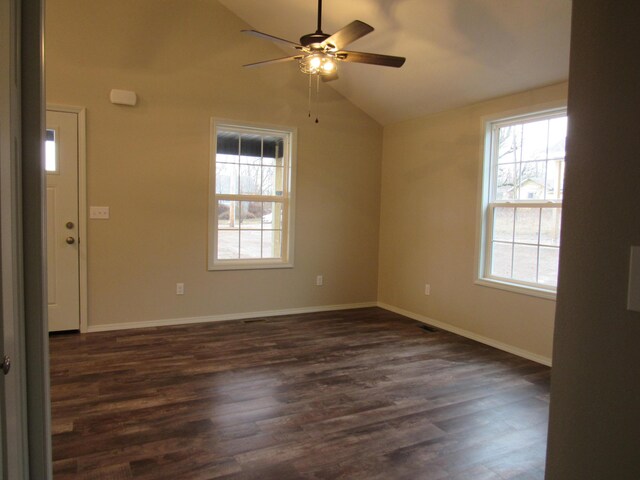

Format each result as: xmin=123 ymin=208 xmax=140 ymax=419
xmin=219 ymin=0 xmax=572 ymax=125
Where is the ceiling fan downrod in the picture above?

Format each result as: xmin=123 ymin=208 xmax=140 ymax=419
xmin=317 ymin=0 xmax=323 ymax=33
xmin=300 ymin=0 xmax=330 ymax=47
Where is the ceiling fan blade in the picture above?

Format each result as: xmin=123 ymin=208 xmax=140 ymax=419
xmin=242 ymin=30 xmax=303 ymax=49
xmin=336 ymin=50 xmax=406 ymax=68
xmin=243 ymin=56 xmax=303 ymax=68
xmin=322 ymin=20 xmax=373 ymax=50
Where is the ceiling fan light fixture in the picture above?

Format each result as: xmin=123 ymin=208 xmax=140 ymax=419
xmin=322 ymin=59 xmax=336 ymax=73
xmin=299 ymin=53 xmax=337 ymax=75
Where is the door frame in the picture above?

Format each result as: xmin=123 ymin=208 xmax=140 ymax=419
xmin=21 ymin=0 xmax=52 ymax=477
xmin=46 ymin=105 xmax=88 ymax=333
xmin=1 ymin=0 xmax=29 ymax=475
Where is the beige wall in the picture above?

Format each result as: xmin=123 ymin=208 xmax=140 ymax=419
xmin=46 ymin=0 xmax=382 ymax=328
xmin=46 ymin=0 xmax=570 ymax=365
xmin=546 ymin=2 xmax=640 ymax=478
xmin=379 ymin=83 xmax=568 ymax=362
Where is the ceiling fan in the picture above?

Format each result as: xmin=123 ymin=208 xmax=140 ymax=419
xmin=241 ymin=0 xmax=406 ymax=79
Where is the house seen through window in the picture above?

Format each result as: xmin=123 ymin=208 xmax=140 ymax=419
xmin=209 ymin=121 xmax=295 ymax=270
xmin=479 ymin=108 xmax=567 ymax=295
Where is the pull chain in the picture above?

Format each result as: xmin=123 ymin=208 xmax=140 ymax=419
xmin=315 ymin=75 xmax=320 ymax=123
xmin=307 ymin=74 xmax=313 ymax=118
xmin=306 ymin=73 xmax=322 ymax=123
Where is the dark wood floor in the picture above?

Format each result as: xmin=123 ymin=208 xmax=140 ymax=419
xmin=49 ymin=307 xmax=550 ymax=480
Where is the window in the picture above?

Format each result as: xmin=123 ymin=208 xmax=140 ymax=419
xmin=478 ymin=108 xmax=567 ymax=297
xmin=208 ymin=120 xmax=296 ymax=270
xmin=46 ymin=129 xmax=58 ymax=172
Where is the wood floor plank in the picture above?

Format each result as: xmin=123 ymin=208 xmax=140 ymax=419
xmin=50 ymin=307 xmax=550 ymax=479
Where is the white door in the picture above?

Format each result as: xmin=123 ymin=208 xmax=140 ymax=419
xmin=46 ymin=110 xmax=80 ymax=331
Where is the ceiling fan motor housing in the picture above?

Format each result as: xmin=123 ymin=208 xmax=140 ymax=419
xmin=300 ymin=32 xmax=331 ymax=49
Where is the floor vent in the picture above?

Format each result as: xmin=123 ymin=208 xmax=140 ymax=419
xmin=49 ymin=330 xmax=80 ymax=336
xmin=418 ymin=324 xmax=438 ymax=333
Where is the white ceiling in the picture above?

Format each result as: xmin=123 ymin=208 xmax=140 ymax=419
xmin=219 ymin=0 xmax=572 ymax=125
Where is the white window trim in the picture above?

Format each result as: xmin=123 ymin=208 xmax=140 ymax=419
xmin=475 ymin=102 xmax=567 ymax=300
xmin=208 ymin=118 xmax=297 ymax=271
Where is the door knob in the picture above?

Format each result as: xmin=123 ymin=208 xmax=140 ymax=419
xmin=65 ymin=236 xmax=75 ymax=245
xmin=1 ymin=355 xmax=10 ymax=375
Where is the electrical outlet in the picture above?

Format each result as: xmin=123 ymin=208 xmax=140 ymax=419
xmin=316 ymin=275 xmax=324 ymax=286
xmin=176 ymin=283 xmax=184 ymax=295
xmin=424 ymin=284 xmax=431 ymax=295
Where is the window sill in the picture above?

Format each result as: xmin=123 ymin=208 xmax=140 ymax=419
xmin=209 ymin=260 xmax=294 ymax=272
xmin=475 ymin=277 xmax=557 ymax=301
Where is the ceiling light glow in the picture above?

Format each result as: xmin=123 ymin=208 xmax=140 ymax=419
xmin=310 ymin=56 xmax=322 ymax=69
xmin=322 ymin=60 xmax=335 ymax=72
xmin=299 ymin=53 xmax=338 ymax=75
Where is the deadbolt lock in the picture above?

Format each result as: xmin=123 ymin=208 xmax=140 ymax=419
xmin=66 ymin=221 xmax=74 ymax=229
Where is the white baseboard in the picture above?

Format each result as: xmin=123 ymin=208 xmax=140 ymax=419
xmin=86 ymin=302 xmax=378 ymax=333
xmin=86 ymin=301 xmax=552 ymax=367
xmin=377 ymin=302 xmax=552 ymax=367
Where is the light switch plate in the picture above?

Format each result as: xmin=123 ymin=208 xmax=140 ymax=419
xmin=90 ymin=206 xmax=110 ymax=219
xmin=628 ymin=246 xmax=640 ymax=312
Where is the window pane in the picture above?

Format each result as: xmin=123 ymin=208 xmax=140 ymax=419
xmin=262 ymin=230 xmax=282 ymax=259
xmin=548 ymin=117 xmax=567 ymax=160
xmin=216 ymin=163 xmax=238 ymax=194
xmin=513 ymin=244 xmax=538 ymax=283
xmin=216 ymin=153 xmax=240 ymax=165
xmin=261 ymin=202 xmax=283 ymax=227
xmin=546 ymin=159 xmax=564 ymax=200
xmin=262 ymin=166 xmax=275 ymax=196
xmin=514 ymin=208 xmax=541 ymax=244
xmin=217 ymin=200 xmax=239 ymax=229
xmin=239 ymin=201 xmax=262 ymax=228
xmin=540 ymin=208 xmax=562 ymax=246
xmin=261 ymin=155 xmax=276 ymax=167
xmin=240 ymin=155 xmax=262 ymax=166
xmin=45 ymin=129 xmax=57 ymax=172
xmin=497 ymin=125 xmax=522 ymax=164
xmin=240 ymin=230 xmax=261 ymax=258
xmin=263 ymin=135 xmax=284 ymax=164
xmin=522 ymin=119 xmax=549 ymax=161
xmin=262 ymin=166 xmax=284 ymax=197
xmin=493 ymin=207 xmax=514 ymax=242
xmin=239 ymin=164 xmax=261 ymax=195
xmin=491 ymin=242 xmax=513 ymax=279
xmin=274 ymin=203 xmax=284 ymax=228
xmin=240 ymin=133 xmax=262 ymax=164
xmin=538 ymin=247 xmax=559 ymax=286
xmin=496 ymin=164 xmax=518 ymax=200
xmin=217 ymin=132 xmax=239 ymax=160
xmin=519 ymin=161 xmax=546 ymax=200
xmin=218 ymin=230 xmax=239 ymax=259
xmin=268 ymin=202 xmax=285 ymax=229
